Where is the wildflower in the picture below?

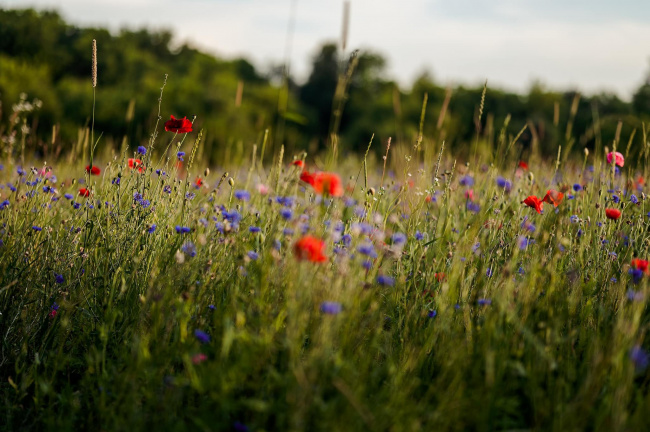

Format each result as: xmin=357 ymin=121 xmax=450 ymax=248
xmin=392 ymin=232 xmax=407 ymax=245
xmin=629 ymin=268 xmax=644 ymax=284
xmin=357 ymin=243 xmax=378 ymax=259
xmin=175 ymin=226 xmax=191 ymax=234
xmin=32 ymin=226 xmax=42 ymax=231
xmin=517 ymin=235 xmax=529 ymax=250
xmin=607 ymin=151 xmax=624 ymax=167
xmin=79 ymin=188 xmax=90 ymax=197
xmin=49 ymin=302 xmax=59 ymax=318
xmin=572 ymin=184 xmax=582 ymax=192
xmin=181 ymin=242 xmax=197 ymax=257
xmin=464 ymin=189 xmax=475 ymax=201
xmin=362 ymin=260 xmax=373 ymax=270
xmin=192 ymin=353 xmax=207 ymax=365
xmin=72 ymin=202 xmax=81 ymax=209
xmin=377 ymin=275 xmax=395 ymax=286
xmin=185 ymin=192 xmax=195 ymax=201
xmin=194 ymin=329 xmax=210 ymax=344
xmin=434 ymin=272 xmax=445 ymax=282
xmin=128 ymin=158 xmax=145 ymax=172
xmin=292 ymin=160 xmax=305 ymax=169
xmin=147 ymin=224 xmax=157 ymax=233
xmin=570 ymin=215 xmax=579 ymax=223
xmin=630 ymin=345 xmax=649 ymax=372
xmin=627 ymin=289 xmax=644 ymax=301
xmin=631 ymin=194 xmax=639 ymax=204
xmin=415 ymin=231 xmax=424 ymax=241
xmin=459 ymin=175 xmax=474 ymax=187
xmin=164 ymin=115 xmax=193 ymax=133
xmin=472 ymin=242 xmax=480 ymax=253
xmin=280 ymin=208 xmax=293 ymax=220
xmin=294 ymin=235 xmax=327 ymax=262
xmin=163 ymin=185 xmax=172 ymax=194
xmin=611 ymin=194 xmax=620 ymax=203
xmin=234 ymin=190 xmax=251 ymax=201
xmin=17 ymin=167 xmax=25 ymax=176
xmin=194 ymin=177 xmax=203 ymax=187
xmin=467 ymin=202 xmax=480 ymax=212
xmin=486 ymin=268 xmax=493 ymax=278
xmin=7 ymin=183 xmax=16 ymax=192
xmin=249 ymin=226 xmax=261 ymax=233
xmin=320 ymin=301 xmax=342 ymax=315
xmin=257 ymin=183 xmax=269 ymax=195
xmin=542 ymin=189 xmax=564 ymax=207
xmin=496 ymin=176 xmax=512 ymax=191
xmin=478 ymin=298 xmax=492 ymax=306
xmin=140 ymin=199 xmax=151 ymax=208
xmin=0 ymin=200 xmax=9 ymax=210
xmin=605 ymin=208 xmax=621 ymax=220
xmin=428 ymin=310 xmax=438 ymax=318
xmin=300 ymin=170 xmax=315 ymax=186
xmin=112 ymin=177 xmax=121 ymax=185
xmin=312 ymin=172 xmax=344 ymax=197
xmin=247 ymin=251 xmax=259 ymax=260
xmin=518 ymin=161 xmax=529 ymax=170
xmin=177 ymin=151 xmax=186 ymax=161
xmin=631 ymin=258 xmax=649 ymax=274
xmin=54 ymin=273 xmax=64 ymax=284
xmin=85 ymin=165 xmax=101 ymax=175
xmin=523 ymin=196 xmax=543 ymax=214
xmin=137 ymin=146 xmax=147 ymax=155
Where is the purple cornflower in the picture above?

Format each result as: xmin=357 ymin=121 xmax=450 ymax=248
xmin=194 ymin=329 xmax=210 ymax=344
xmin=137 ymin=146 xmax=147 ymax=155
xmin=496 ymin=176 xmax=512 ymax=191
xmin=32 ymin=226 xmax=42 ymax=231
xmin=320 ymin=301 xmax=342 ymax=315
xmin=234 ymin=190 xmax=251 ymax=201
xmin=181 ymin=241 xmax=197 ymax=257
xmin=54 ymin=273 xmax=64 ymax=284
xmin=630 ymin=345 xmax=649 ymax=372
xmin=147 ymin=224 xmax=157 ymax=233
xmin=573 ymin=184 xmax=582 ymax=192
xmin=357 ymin=243 xmax=378 ymax=258
xmin=612 ymin=195 xmax=620 ymax=203
xmin=0 ymin=200 xmax=9 ymax=210
xmin=631 ymin=194 xmax=639 ymax=204
xmin=175 ymin=226 xmax=191 ymax=234
xmin=64 ymin=193 xmax=73 ymax=200
xmin=376 ymin=275 xmax=395 ymax=286
xmin=280 ymin=208 xmax=293 ymax=220
xmin=177 ymin=151 xmax=186 ymax=161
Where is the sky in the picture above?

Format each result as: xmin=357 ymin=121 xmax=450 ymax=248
xmin=2 ymin=0 xmax=650 ymax=99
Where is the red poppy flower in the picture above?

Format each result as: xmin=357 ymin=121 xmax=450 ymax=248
xmin=79 ymin=188 xmax=90 ymax=197
xmin=465 ymin=189 xmax=474 ymax=201
xmin=523 ymin=195 xmax=543 ymax=214
xmin=292 ymin=160 xmax=305 ymax=169
xmin=425 ymin=195 xmax=433 ymax=203
xmin=293 ymin=235 xmax=327 ymax=262
xmin=631 ymin=258 xmax=650 ymax=274
xmin=605 ymin=208 xmax=621 ymax=220
xmin=434 ymin=272 xmax=446 ymax=282
xmin=607 ymin=151 xmax=624 ymax=167
xmin=164 ymin=115 xmax=193 ymax=133
xmin=300 ymin=170 xmax=315 ymax=186
xmin=128 ymin=158 xmax=145 ymax=173
xmin=195 ymin=177 xmax=203 ymax=187
xmin=312 ymin=172 xmax=344 ymax=197
xmin=542 ymin=189 xmax=564 ymax=207
xmin=518 ymin=161 xmax=529 ymax=170
xmin=85 ymin=165 xmax=100 ymax=175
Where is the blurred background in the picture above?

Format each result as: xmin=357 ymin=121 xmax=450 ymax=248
xmin=1 ymin=0 xmax=650 ymax=163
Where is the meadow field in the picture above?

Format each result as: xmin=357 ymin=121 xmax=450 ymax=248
xmin=1 ymin=81 xmax=650 ymax=432
xmin=1 ymin=13 xmax=650 ymax=428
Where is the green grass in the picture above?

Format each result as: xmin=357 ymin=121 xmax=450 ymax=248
xmin=1 ymin=97 xmax=650 ymax=431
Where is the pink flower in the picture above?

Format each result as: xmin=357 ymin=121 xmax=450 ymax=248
xmin=192 ymin=353 xmax=207 ymax=364
xmin=257 ymin=183 xmax=269 ymax=195
xmin=607 ymin=151 xmax=624 ymax=167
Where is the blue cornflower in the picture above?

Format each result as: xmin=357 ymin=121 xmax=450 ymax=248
xmin=194 ymin=329 xmax=210 ymax=344
xmin=478 ymin=298 xmax=492 ymax=306
xmin=273 ymin=239 xmax=281 ymax=250
xmin=234 ymin=190 xmax=251 ymax=201
xmin=612 ymin=194 xmax=620 ymax=203
xmin=472 ymin=242 xmax=481 ymax=253
xmin=163 ymin=185 xmax=172 ymax=194
xmin=415 ymin=231 xmax=424 ymax=241
xmin=467 ymin=202 xmax=480 ymax=212
xmin=496 ymin=176 xmax=512 ymax=191
xmin=17 ymin=167 xmax=25 ymax=176
xmin=377 ymin=275 xmax=395 ymax=286
xmin=133 ymin=191 xmax=143 ymax=201
xmin=140 ymin=199 xmax=151 ymax=208
xmin=112 ymin=177 xmax=121 ymax=185
xmin=630 ymin=346 xmax=650 ymax=372
xmin=428 ymin=310 xmax=437 ymax=318
xmin=320 ymin=302 xmax=342 ymax=315
xmin=341 ymin=234 xmax=352 ymax=246
xmin=54 ymin=273 xmax=64 ymax=284
xmin=181 ymin=242 xmax=197 ymax=257
xmin=185 ymin=192 xmax=195 ymax=201
xmin=629 ymin=268 xmax=644 ymax=284
xmin=362 ymin=260 xmax=373 ymax=270
xmin=631 ymin=194 xmax=639 ymax=204
xmin=7 ymin=183 xmax=16 ymax=192
xmin=247 ymin=251 xmax=259 ymax=260
xmin=392 ymin=232 xmax=407 ymax=245
xmin=249 ymin=226 xmax=261 ymax=233
xmin=570 ymin=215 xmax=579 ymax=223
xmin=280 ymin=208 xmax=293 ymax=220
xmin=208 ymin=304 xmax=216 ymax=311
xmin=459 ymin=175 xmax=474 ymax=187
xmin=0 ymin=200 xmax=9 ymax=210
xmin=573 ymin=184 xmax=582 ymax=192
xmin=283 ymin=228 xmax=294 ymax=236
xmin=222 ymin=210 xmax=242 ymax=225
xmin=517 ymin=236 xmax=529 ymax=250
xmin=177 ymin=151 xmax=186 ymax=161
xmin=175 ymin=226 xmax=191 ymax=234
xmin=357 ymin=243 xmax=378 ymax=258
xmin=486 ymin=268 xmax=493 ymax=277
xmin=147 ymin=224 xmax=157 ymax=233
xmin=72 ymin=202 xmax=81 ymax=209
xmin=32 ymin=226 xmax=42 ymax=231
xmin=137 ymin=146 xmax=147 ymax=155
xmin=627 ymin=289 xmax=643 ymax=301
